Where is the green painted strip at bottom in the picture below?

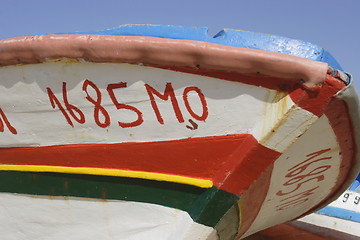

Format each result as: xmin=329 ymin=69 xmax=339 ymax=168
xmin=0 ymin=171 xmax=240 ymax=227
xmin=190 ymin=188 xmax=240 ymax=227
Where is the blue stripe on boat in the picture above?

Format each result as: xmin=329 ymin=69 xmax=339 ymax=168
xmin=46 ymin=24 xmax=342 ymax=71
xmin=316 ymin=206 xmax=360 ymax=222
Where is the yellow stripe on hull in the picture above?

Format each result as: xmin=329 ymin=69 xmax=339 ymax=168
xmin=0 ymin=164 xmax=213 ymax=188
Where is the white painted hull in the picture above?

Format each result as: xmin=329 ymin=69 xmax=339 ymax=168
xmin=0 ymin=193 xmax=215 ymax=240
xmin=298 ymin=212 xmax=360 ymax=237
xmin=297 ymin=189 xmax=360 ymax=237
xmin=1 ymin=26 xmax=359 ymax=240
xmin=0 ymin=61 xmax=294 ymax=149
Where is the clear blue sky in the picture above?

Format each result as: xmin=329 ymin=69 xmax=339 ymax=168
xmin=1 ymin=0 xmax=359 ymax=90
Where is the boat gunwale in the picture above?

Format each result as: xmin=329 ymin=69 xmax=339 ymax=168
xmin=0 ymin=34 xmax=328 ymax=88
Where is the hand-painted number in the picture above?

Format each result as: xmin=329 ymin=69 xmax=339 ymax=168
xmin=83 ymin=79 xmax=110 ymax=128
xmin=48 ymin=80 xmax=208 ymax=129
xmin=47 ymin=82 xmax=85 ymax=127
xmin=107 ymin=82 xmax=143 ymax=128
xmin=0 ymin=107 xmax=17 ymax=135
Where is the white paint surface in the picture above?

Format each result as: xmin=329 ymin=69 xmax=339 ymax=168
xmin=2 ymin=60 xmax=344 ymax=240
xmin=0 ymin=61 xmax=296 ymax=148
xmin=0 ymin=193 xmax=214 ymax=240
xmin=242 ymin=115 xmax=341 ymax=238
xmin=328 ymin=190 xmax=360 ymax=213
xmin=298 ymin=213 xmax=360 ymax=237
xmin=259 ymin=105 xmax=318 ymax=152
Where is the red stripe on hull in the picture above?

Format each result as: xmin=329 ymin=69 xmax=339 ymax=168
xmin=250 ymin=221 xmax=358 ymax=240
xmin=214 ymin=136 xmax=280 ymax=195
xmin=238 ymin=165 xmax=274 ymax=237
xmin=0 ymin=134 xmax=280 ymax=195
xmin=0 ymin=135 xmax=248 ymax=179
xmin=151 ymin=65 xmax=299 ymax=92
xmin=290 ymin=75 xmax=346 ymax=117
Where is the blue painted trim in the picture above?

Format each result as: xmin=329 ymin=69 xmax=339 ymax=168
xmin=349 ymin=180 xmax=360 ymax=192
xmin=320 ymin=50 xmax=343 ymax=71
xmin=50 ymin=24 xmax=342 ymax=70
xmin=316 ymin=206 xmax=360 ymax=222
xmin=349 ymin=173 xmax=360 ymax=192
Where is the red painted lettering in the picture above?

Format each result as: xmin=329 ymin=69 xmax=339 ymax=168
xmin=276 ymin=187 xmax=319 ymax=211
xmin=0 ymin=107 xmax=17 ymax=135
xmin=83 ymin=79 xmax=110 ymax=128
xmin=47 ymin=80 xmax=208 ymax=130
xmin=47 ymin=82 xmax=85 ymax=127
xmin=145 ymin=82 xmax=184 ymax=124
xmin=280 ymin=186 xmax=319 ymax=203
xmin=287 ymin=149 xmax=331 ymax=177
xmin=107 ymin=82 xmax=143 ymax=128
xmin=284 ymin=165 xmax=330 ymax=186
xmin=183 ymin=86 xmax=208 ymax=121
xmin=276 ymin=199 xmax=308 ymax=211
xmin=276 ymin=175 xmax=324 ymax=196
xmin=275 ymin=148 xmax=333 ymax=211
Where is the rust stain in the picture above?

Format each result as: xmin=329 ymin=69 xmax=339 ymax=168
xmin=260 ymin=104 xmax=319 ymax=152
xmin=261 ymin=105 xmax=299 ymax=145
xmin=101 ymin=188 xmax=107 ymax=201
xmin=51 ymin=187 xmax=56 ymax=196
xmin=63 ymin=179 xmax=69 ymax=192
xmin=259 ymin=89 xmax=320 ymax=152
xmin=30 ymin=173 xmax=37 ymax=183
xmin=271 ymin=109 xmax=314 ymax=149
xmin=261 ymin=90 xmax=289 ymax=142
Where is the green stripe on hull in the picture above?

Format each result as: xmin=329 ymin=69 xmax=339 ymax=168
xmin=0 ymin=171 xmax=239 ymax=227
xmin=189 ymin=186 xmax=240 ymax=227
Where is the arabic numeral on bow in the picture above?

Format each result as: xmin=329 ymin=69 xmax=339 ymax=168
xmin=83 ymin=79 xmax=110 ymax=128
xmin=343 ymin=193 xmax=350 ymax=203
xmin=107 ymin=82 xmax=143 ymax=128
xmin=354 ymin=195 xmax=360 ymax=205
xmin=47 ymin=82 xmax=86 ymax=127
xmin=47 ymin=80 xmax=208 ymax=129
xmin=0 ymin=107 xmax=17 ymax=135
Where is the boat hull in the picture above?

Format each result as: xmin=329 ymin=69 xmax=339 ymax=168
xmin=0 ymin=25 xmax=359 ymax=239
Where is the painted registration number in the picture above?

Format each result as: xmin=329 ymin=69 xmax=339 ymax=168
xmin=329 ymin=190 xmax=360 ymax=213
xmin=341 ymin=190 xmax=360 ymax=206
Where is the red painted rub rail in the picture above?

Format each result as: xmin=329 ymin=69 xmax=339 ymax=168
xmin=0 ymin=34 xmax=328 ymax=87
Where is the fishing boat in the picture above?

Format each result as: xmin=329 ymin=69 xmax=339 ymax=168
xmin=0 ymin=25 xmax=359 ymax=240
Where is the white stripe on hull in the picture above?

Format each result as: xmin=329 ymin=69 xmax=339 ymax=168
xmin=328 ymin=190 xmax=360 ymax=212
xmin=0 ymin=61 xmax=296 ymax=148
xmin=298 ymin=213 xmax=360 ymax=237
xmin=0 ymin=193 xmax=215 ymax=240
